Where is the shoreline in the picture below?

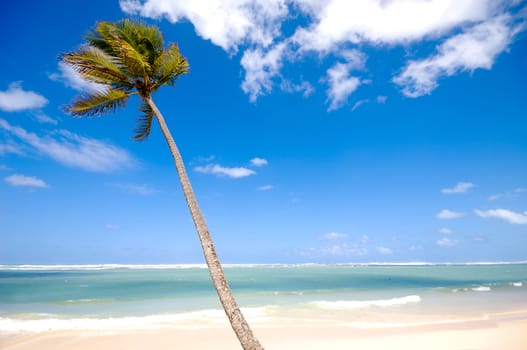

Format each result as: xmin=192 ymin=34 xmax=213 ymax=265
xmin=2 ymin=311 xmax=526 ymax=350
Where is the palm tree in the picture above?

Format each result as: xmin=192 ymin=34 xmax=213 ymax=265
xmin=61 ymin=19 xmax=264 ymax=350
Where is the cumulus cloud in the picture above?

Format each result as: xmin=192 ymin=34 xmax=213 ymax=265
xmin=195 ymin=157 xmax=266 ymax=178
xmin=120 ymin=0 xmax=526 ymax=107
xmin=439 ymin=227 xmax=454 ymax=234
xmin=0 ymin=118 xmax=136 ymax=172
xmin=195 ymin=163 xmax=256 ymax=178
xmin=241 ymin=43 xmax=287 ymax=101
xmin=326 ymin=49 xmax=366 ymax=110
xmin=0 ymin=82 xmax=48 ymax=112
xmin=250 ymin=157 xmax=268 ymax=167
xmin=120 ymin=0 xmax=288 ymax=52
xmin=475 ymin=208 xmax=527 ymax=224
xmin=4 ymin=174 xmax=48 ymax=188
xmin=326 ymin=63 xmax=362 ymax=111
xmin=436 ymin=209 xmax=465 ymax=219
xmin=394 ymin=15 xmax=520 ymax=97
xmin=436 ymin=237 xmax=458 ymax=247
xmin=280 ymin=80 xmax=314 ymax=97
xmin=376 ymin=246 xmax=393 ymax=255
xmin=441 ymin=182 xmax=475 ymax=194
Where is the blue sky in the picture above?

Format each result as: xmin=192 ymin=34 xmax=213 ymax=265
xmin=1 ymin=0 xmax=526 ymax=264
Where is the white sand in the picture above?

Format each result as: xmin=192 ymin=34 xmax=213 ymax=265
xmin=1 ymin=311 xmax=526 ymax=350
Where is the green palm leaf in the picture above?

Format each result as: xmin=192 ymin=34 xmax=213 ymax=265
xmin=153 ymin=43 xmax=189 ymax=89
xmin=133 ymin=102 xmax=154 ymax=141
xmin=61 ymin=47 xmax=132 ymax=87
xmin=67 ymin=89 xmax=129 ymax=116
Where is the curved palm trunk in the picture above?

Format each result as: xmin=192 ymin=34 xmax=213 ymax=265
xmin=147 ymin=97 xmax=264 ymax=350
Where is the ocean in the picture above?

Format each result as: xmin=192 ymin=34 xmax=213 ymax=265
xmin=1 ymin=263 xmax=526 ymax=332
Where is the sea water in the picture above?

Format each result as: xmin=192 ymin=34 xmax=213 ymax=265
xmin=1 ymin=263 xmax=526 ymax=332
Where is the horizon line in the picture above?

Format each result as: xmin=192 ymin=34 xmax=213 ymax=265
xmin=1 ymin=261 xmax=527 ymax=270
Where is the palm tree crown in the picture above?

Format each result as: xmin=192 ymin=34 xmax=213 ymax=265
xmin=62 ymin=19 xmax=188 ymax=140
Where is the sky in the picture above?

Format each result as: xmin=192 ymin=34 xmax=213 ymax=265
xmin=1 ymin=0 xmax=526 ymax=264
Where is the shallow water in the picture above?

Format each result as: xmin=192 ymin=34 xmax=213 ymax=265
xmin=1 ymin=263 xmax=526 ymax=332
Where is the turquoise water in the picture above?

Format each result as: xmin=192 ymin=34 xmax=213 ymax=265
xmin=1 ymin=264 xmax=526 ymax=331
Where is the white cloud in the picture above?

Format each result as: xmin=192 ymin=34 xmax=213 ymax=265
xmin=4 ymin=174 xmax=47 ymax=188
xmin=0 ymin=82 xmax=48 ymax=112
xmin=257 ymin=185 xmax=274 ymax=191
xmin=325 ymin=49 xmax=366 ymax=110
xmin=352 ymin=99 xmax=369 ymax=111
xmin=292 ymin=0 xmax=498 ymax=51
xmin=122 ymin=0 xmax=524 ymax=106
xmin=376 ymin=95 xmax=387 ymax=104
xmin=33 ymin=112 xmax=58 ymax=125
xmin=488 ymin=187 xmax=526 ymax=201
xmin=326 ymin=63 xmax=362 ymax=111
xmin=250 ymin=157 xmax=268 ymax=167
xmin=436 ymin=237 xmax=458 ymax=247
xmin=0 ymin=118 xmax=136 ymax=172
xmin=394 ymin=15 xmax=519 ymax=97
xmin=321 ymin=232 xmax=349 ymax=240
xmin=436 ymin=209 xmax=465 ymax=219
xmin=280 ymin=80 xmax=315 ymax=97
xmin=320 ymin=243 xmax=368 ymax=257
xmin=120 ymin=0 xmax=288 ymax=52
xmin=241 ymin=43 xmax=287 ymax=101
xmin=376 ymin=246 xmax=393 ymax=255
xmin=195 ymin=163 xmax=256 ymax=178
xmin=441 ymin=182 xmax=475 ymax=194
xmin=49 ymin=62 xmax=105 ymax=92
xmin=439 ymin=227 xmax=454 ymax=234
xmin=117 ymin=183 xmax=159 ymax=195
xmin=0 ymin=142 xmax=24 ymax=156
xmin=475 ymin=208 xmax=527 ymax=224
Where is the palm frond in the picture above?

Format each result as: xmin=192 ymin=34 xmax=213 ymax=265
xmin=133 ymin=101 xmax=154 ymax=141
xmin=64 ymin=19 xmax=189 ymax=124
xmin=107 ymin=33 xmax=152 ymax=79
xmin=89 ymin=20 xmax=153 ymax=80
xmin=61 ymin=47 xmax=132 ymax=87
xmin=138 ymin=25 xmax=164 ymax=67
xmin=67 ymin=89 xmax=130 ymax=117
xmin=152 ymin=43 xmax=189 ymax=90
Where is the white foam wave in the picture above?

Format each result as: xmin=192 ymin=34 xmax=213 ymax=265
xmin=2 ymin=261 xmax=526 ymax=270
xmin=311 ymin=295 xmax=421 ymax=310
xmin=0 ymin=307 xmax=270 ymax=333
xmin=471 ymin=286 xmax=491 ymax=292
xmin=512 ymin=282 xmax=523 ymax=287
xmin=0 ymin=264 xmax=209 ymax=271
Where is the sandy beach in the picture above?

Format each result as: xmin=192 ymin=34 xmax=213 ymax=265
xmin=2 ymin=311 xmax=526 ymax=350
